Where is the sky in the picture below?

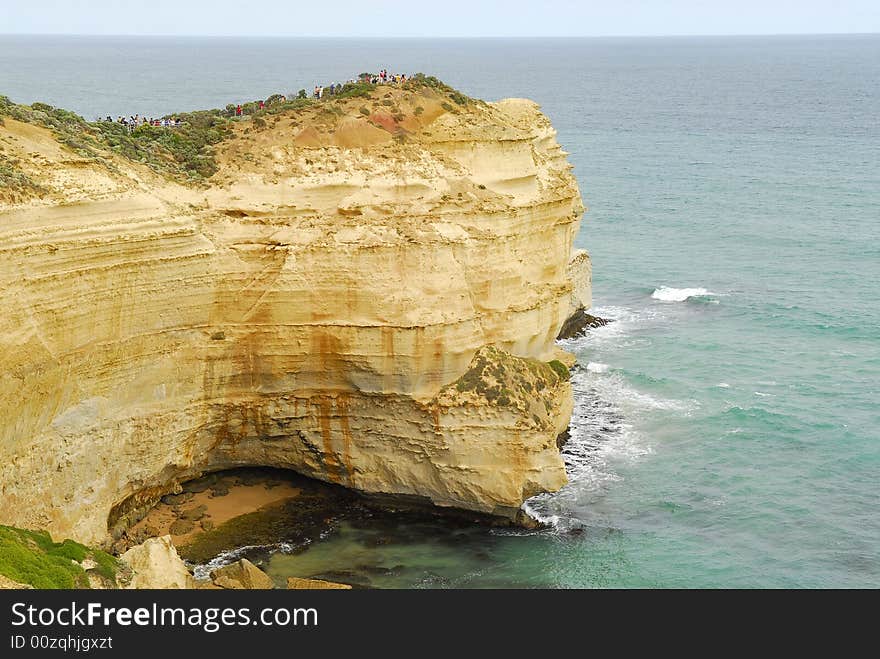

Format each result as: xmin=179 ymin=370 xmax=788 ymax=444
xmin=2 ymin=0 xmax=879 ymax=37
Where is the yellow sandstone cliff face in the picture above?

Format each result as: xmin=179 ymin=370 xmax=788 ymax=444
xmin=0 ymin=87 xmax=589 ymax=546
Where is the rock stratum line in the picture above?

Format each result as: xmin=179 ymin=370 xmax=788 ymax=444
xmin=0 ymin=82 xmax=591 ymax=546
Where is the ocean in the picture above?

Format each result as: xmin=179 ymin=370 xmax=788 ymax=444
xmin=2 ymin=34 xmax=878 ymax=587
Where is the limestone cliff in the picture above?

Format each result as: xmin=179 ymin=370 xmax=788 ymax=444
xmin=0 ymin=81 xmax=589 ymax=546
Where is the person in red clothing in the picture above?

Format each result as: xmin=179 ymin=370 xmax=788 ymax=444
xmin=236 ymin=105 xmax=242 ymax=117
xmin=259 ymin=100 xmax=265 ymax=110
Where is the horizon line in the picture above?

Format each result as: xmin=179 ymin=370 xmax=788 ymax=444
xmin=1 ymin=31 xmax=879 ymax=39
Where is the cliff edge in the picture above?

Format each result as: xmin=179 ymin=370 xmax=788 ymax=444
xmin=0 ymin=79 xmax=590 ymax=546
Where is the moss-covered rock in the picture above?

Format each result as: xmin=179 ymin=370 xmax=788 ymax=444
xmin=548 ymin=359 xmax=570 ymax=381
xmin=439 ymin=345 xmax=568 ymax=428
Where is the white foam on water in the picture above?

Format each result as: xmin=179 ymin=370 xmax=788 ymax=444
xmin=191 ymin=539 xmax=308 ymax=580
xmin=651 ymin=286 xmax=714 ymax=302
xmin=527 ymin=298 xmax=696 ymax=532
xmin=524 ymin=366 xmax=692 ymax=532
xmin=754 ymin=391 xmax=775 ymax=397
xmin=557 ymin=303 xmax=662 ymax=353
xmin=191 ymin=543 xmax=276 ymax=580
xmin=717 ymin=382 xmax=731 ymax=388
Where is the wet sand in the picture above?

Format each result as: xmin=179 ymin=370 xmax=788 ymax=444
xmin=129 ymin=469 xmax=306 ymax=549
xmin=123 ymin=467 xmax=518 ymax=588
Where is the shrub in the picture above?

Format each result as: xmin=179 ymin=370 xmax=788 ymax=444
xmin=0 ymin=153 xmax=45 ymax=198
xmin=449 ymin=90 xmax=468 ymax=106
xmin=548 ymin=360 xmax=570 ymax=381
xmin=264 ymin=98 xmax=312 ymax=115
xmin=93 ymin=109 xmax=232 ymax=180
xmin=241 ymin=101 xmax=261 ymax=116
xmin=334 ymin=82 xmax=374 ymax=100
xmin=404 ymin=74 xmax=472 ymax=105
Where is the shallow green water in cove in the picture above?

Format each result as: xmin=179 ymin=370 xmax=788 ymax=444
xmin=3 ymin=34 xmax=878 ymax=587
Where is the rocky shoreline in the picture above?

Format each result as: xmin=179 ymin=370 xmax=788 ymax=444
xmin=120 ymin=536 xmax=350 ymax=590
xmin=116 ymin=468 xmax=314 ymax=554
xmin=108 ymin=466 xmax=537 ymax=589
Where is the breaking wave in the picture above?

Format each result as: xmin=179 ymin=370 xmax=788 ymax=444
xmin=651 ymin=286 xmax=714 ymax=302
xmin=526 ymin=301 xmax=693 ymax=532
xmin=523 ymin=365 xmax=689 ymax=532
xmin=191 ymin=540 xmax=303 ymax=580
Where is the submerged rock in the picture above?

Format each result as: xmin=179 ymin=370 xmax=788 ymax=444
xmin=161 ymin=492 xmax=194 ymax=506
xmin=179 ymin=504 xmax=208 ymax=521
xmin=286 ymin=576 xmax=352 ymax=590
xmin=169 ymin=519 xmax=196 ymax=536
xmin=210 ymin=559 xmax=274 ymax=590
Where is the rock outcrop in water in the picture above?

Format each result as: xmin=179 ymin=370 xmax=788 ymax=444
xmin=0 ymin=80 xmax=590 ymax=546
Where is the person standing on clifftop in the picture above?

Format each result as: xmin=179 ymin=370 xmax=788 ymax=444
xmin=236 ymin=104 xmax=242 ymax=117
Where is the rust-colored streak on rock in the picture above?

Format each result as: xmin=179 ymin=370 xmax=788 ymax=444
xmin=431 ymin=337 xmax=444 ymax=388
xmin=335 ymin=394 xmax=356 ymax=487
xmin=381 ymin=327 xmax=395 ymax=393
xmin=429 ymin=404 xmax=442 ymax=435
xmin=314 ymin=397 xmax=341 ymax=484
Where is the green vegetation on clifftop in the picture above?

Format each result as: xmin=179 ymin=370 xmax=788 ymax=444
xmin=0 ymin=525 xmax=120 ymax=589
xmin=0 ymin=95 xmax=232 ymax=183
xmin=0 ymin=74 xmax=474 ymax=188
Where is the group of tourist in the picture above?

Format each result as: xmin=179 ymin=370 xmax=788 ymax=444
xmin=99 ymin=114 xmax=181 ymax=130
xmin=97 ymin=69 xmax=412 ymax=129
xmin=313 ymin=70 xmax=410 ymax=98
xmin=364 ymin=69 xmax=408 ymax=85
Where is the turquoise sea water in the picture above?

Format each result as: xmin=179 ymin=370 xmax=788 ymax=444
xmin=2 ymin=35 xmax=878 ymax=587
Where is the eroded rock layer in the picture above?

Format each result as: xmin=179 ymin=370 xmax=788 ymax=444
xmin=0 ymin=86 xmax=588 ymax=546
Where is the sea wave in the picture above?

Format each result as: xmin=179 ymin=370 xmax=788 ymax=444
xmin=523 ymin=366 xmax=688 ymax=532
xmin=556 ymin=303 xmax=659 ymax=352
xmin=651 ymin=286 xmax=714 ymax=302
xmin=530 ymin=297 xmax=696 ymax=531
xmin=191 ymin=539 xmax=306 ymax=580
xmin=191 ymin=544 xmax=274 ymax=580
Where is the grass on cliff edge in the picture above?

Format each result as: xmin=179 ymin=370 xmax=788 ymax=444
xmin=0 ymin=151 xmax=46 ymax=199
xmin=0 ymin=95 xmax=232 ymax=183
xmin=0 ymin=525 xmax=120 ymax=589
xmin=0 ymin=74 xmax=473 ymax=187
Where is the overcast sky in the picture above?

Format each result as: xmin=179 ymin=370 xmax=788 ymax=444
xmin=3 ymin=0 xmax=879 ymax=37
